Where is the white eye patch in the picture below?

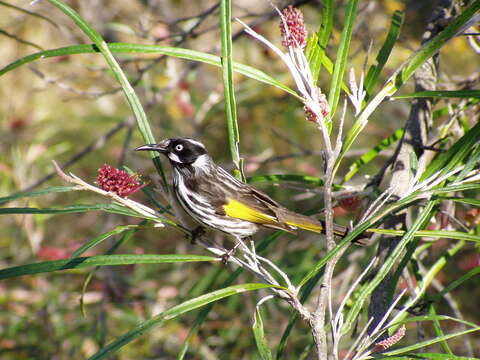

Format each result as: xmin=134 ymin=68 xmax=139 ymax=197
xmin=175 ymin=144 xmax=184 ymax=151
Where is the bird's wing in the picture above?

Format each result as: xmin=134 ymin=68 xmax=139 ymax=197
xmin=226 ymin=186 xmax=339 ymax=235
xmin=196 ymin=165 xmax=330 ymax=234
xmin=195 ymin=169 xmax=294 ymax=232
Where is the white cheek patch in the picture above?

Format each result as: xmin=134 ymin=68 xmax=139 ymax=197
xmin=168 ymin=152 xmax=182 ymax=163
xmin=192 ymin=154 xmax=209 ymax=169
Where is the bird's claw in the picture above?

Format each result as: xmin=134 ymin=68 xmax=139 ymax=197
xmin=219 ymin=246 xmax=238 ymax=264
xmin=189 ymin=226 xmax=206 ymax=244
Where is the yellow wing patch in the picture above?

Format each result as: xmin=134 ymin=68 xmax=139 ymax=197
xmin=223 ymin=199 xmax=277 ymax=225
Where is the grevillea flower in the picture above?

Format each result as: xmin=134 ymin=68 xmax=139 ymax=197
xmin=373 ymin=325 xmax=406 ymax=351
xmin=96 ymin=164 xmax=145 ymax=198
xmin=304 ymin=87 xmax=330 ymax=124
xmin=238 ymin=7 xmax=330 ymax=126
xmin=280 ymin=6 xmax=307 ymax=49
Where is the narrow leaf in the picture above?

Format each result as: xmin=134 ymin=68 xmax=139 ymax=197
xmin=0 ymin=43 xmax=298 ymax=97
xmin=369 ymin=229 xmax=480 ymax=243
xmin=247 ymin=174 xmax=327 ymax=187
xmin=421 ymin=120 xmax=480 ymax=181
xmin=342 ymin=128 xmax=404 ymax=183
xmin=392 ymin=89 xmax=480 ymax=99
xmin=72 ymin=224 xmax=140 ymax=257
xmin=88 ymin=283 xmax=277 ymax=360
xmin=430 ymin=267 xmax=480 ymax=303
xmin=46 ymin=0 xmax=167 ymax=184
xmin=0 ymin=254 xmax=217 ymax=279
xmin=327 ymin=0 xmax=359 ymax=121
xmin=220 ymin=0 xmax=241 ymax=172
xmin=313 ymin=0 xmax=334 ymax=81
xmin=0 ymin=204 xmax=149 ymax=218
xmin=384 ymin=327 xmax=480 ymax=355
xmin=0 ymin=186 xmax=76 ymax=205
xmin=341 ymin=200 xmax=436 ymax=334
xmin=337 ymin=1 xmax=480 ymax=174
xmin=364 ymin=10 xmax=404 ymax=98
xmin=253 ymin=308 xmax=274 ymax=360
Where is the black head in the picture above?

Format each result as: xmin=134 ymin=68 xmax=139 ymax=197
xmin=135 ymin=137 xmax=208 ymax=165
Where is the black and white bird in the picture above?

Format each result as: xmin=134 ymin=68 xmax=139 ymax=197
xmin=136 ymin=137 xmax=358 ymax=243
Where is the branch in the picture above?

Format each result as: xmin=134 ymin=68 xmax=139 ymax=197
xmin=367 ymin=0 xmax=461 ymax=341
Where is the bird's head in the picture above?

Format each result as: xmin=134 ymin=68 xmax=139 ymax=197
xmin=135 ymin=137 xmax=208 ymax=166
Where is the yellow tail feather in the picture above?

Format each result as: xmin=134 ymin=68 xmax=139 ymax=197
xmin=286 ymin=220 xmax=347 ymax=237
xmin=286 ymin=220 xmax=323 ymax=233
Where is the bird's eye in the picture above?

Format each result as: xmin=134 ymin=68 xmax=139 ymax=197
xmin=175 ymin=144 xmax=184 ymax=152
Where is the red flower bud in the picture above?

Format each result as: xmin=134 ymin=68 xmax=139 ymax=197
xmin=96 ymin=164 xmax=145 ymax=197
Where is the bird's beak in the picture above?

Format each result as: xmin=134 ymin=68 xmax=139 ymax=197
xmin=135 ymin=140 xmax=169 ymax=153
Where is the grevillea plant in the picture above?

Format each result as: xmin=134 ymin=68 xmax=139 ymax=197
xmin=0 ymin=1 xmax=479 ymax=359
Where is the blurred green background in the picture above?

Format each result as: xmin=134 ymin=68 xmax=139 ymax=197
xmin=1 ymin=0 xmax=479 ymax=358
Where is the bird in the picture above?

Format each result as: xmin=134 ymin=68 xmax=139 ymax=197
xmin=135 ymin=137 xmax=363 ymax=245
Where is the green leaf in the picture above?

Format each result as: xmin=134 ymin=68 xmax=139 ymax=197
xmin=420 ymin=120 xmax=480 ymax=181
xmin=342 ymin=128 xmax=404 ymax=183
xmin=312 ymin=0 xmax=334 ymax=82
xmin=327 ymin=0 xmax=359 ymax=122
xmin=389 ymin=314 xmax=479 ymax=329
xmin=220 ymin=0 xmax=241 ymax=175
xmin=432 ymin=183 xmax=480 ymax=193
xmin=379 ymin=354 xmax=479 ymax=360
xmin=0 ymin=43 xmax=298 ymax=97
xmin=247 ymin=174 xmax=332 ymax=188
xmin=298 ymin=218 xmax=373 ymax=288
xmin=456 ymin=141 xmax=480 ymax=182
xmin=341 ymin=200 xmax=436 ymax=334
xmin=364 ymin=10 xmax=404 ymax=98
xmin=45 ymin=0 xmax=166 ymax=185
xmin=450 ymin=197 xmax=480 ymax=206
xmin=337 ymin=0 xmax=480 ymax=175
xmin=428 ymin=305 xmax=453 ymax=355
xmin=0 ymin=254 xmax=217 ymax=279
xmin=383 ymin=327 xmax=480 ymax=356
xmin=430 ymin=266 xmax=480 ymax=303
xmin=307 ymin=33 xmax=350 ymax=93
xmin=88 ymin=283 xmax=278 ymax=360
xmin=72 ymin=224 xmax=141 ymax=257
xmin=369 ymin=229 xmax=480 ymax=243
xmin=398 ymin=2 xmax=480 ymax=86
xmin=0 ymin=186 xmax=77 ymax=205
xmin=178 ymin=232 xmax=284 ymax=358
xmin=253 ymin=308 xmax=273 ymax=360
xmin=0 ymin=204 xmax=149 ymax=218
xmin=392 ymin=89 xmax=480 ymax=99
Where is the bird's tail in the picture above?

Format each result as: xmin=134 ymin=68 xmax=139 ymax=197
xmin=285 ymin=219 xmax=346 ymax=237
xmin=282 ymin=213 xmax=369 ymax=245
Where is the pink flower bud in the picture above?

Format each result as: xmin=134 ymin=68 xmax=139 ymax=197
xmin=373 ymin=325 xmax=406 ymax=351
xmin=304 ymin=88 xmax=330 ymax=124
xmin=280 ymin=6 xmax=307 ymax=49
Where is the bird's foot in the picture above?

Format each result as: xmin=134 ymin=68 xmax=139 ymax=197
xmin=188 ymin=226 xmax=206 ymax=244
xmin=219 ymin=244 xmax=240 ymax=265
